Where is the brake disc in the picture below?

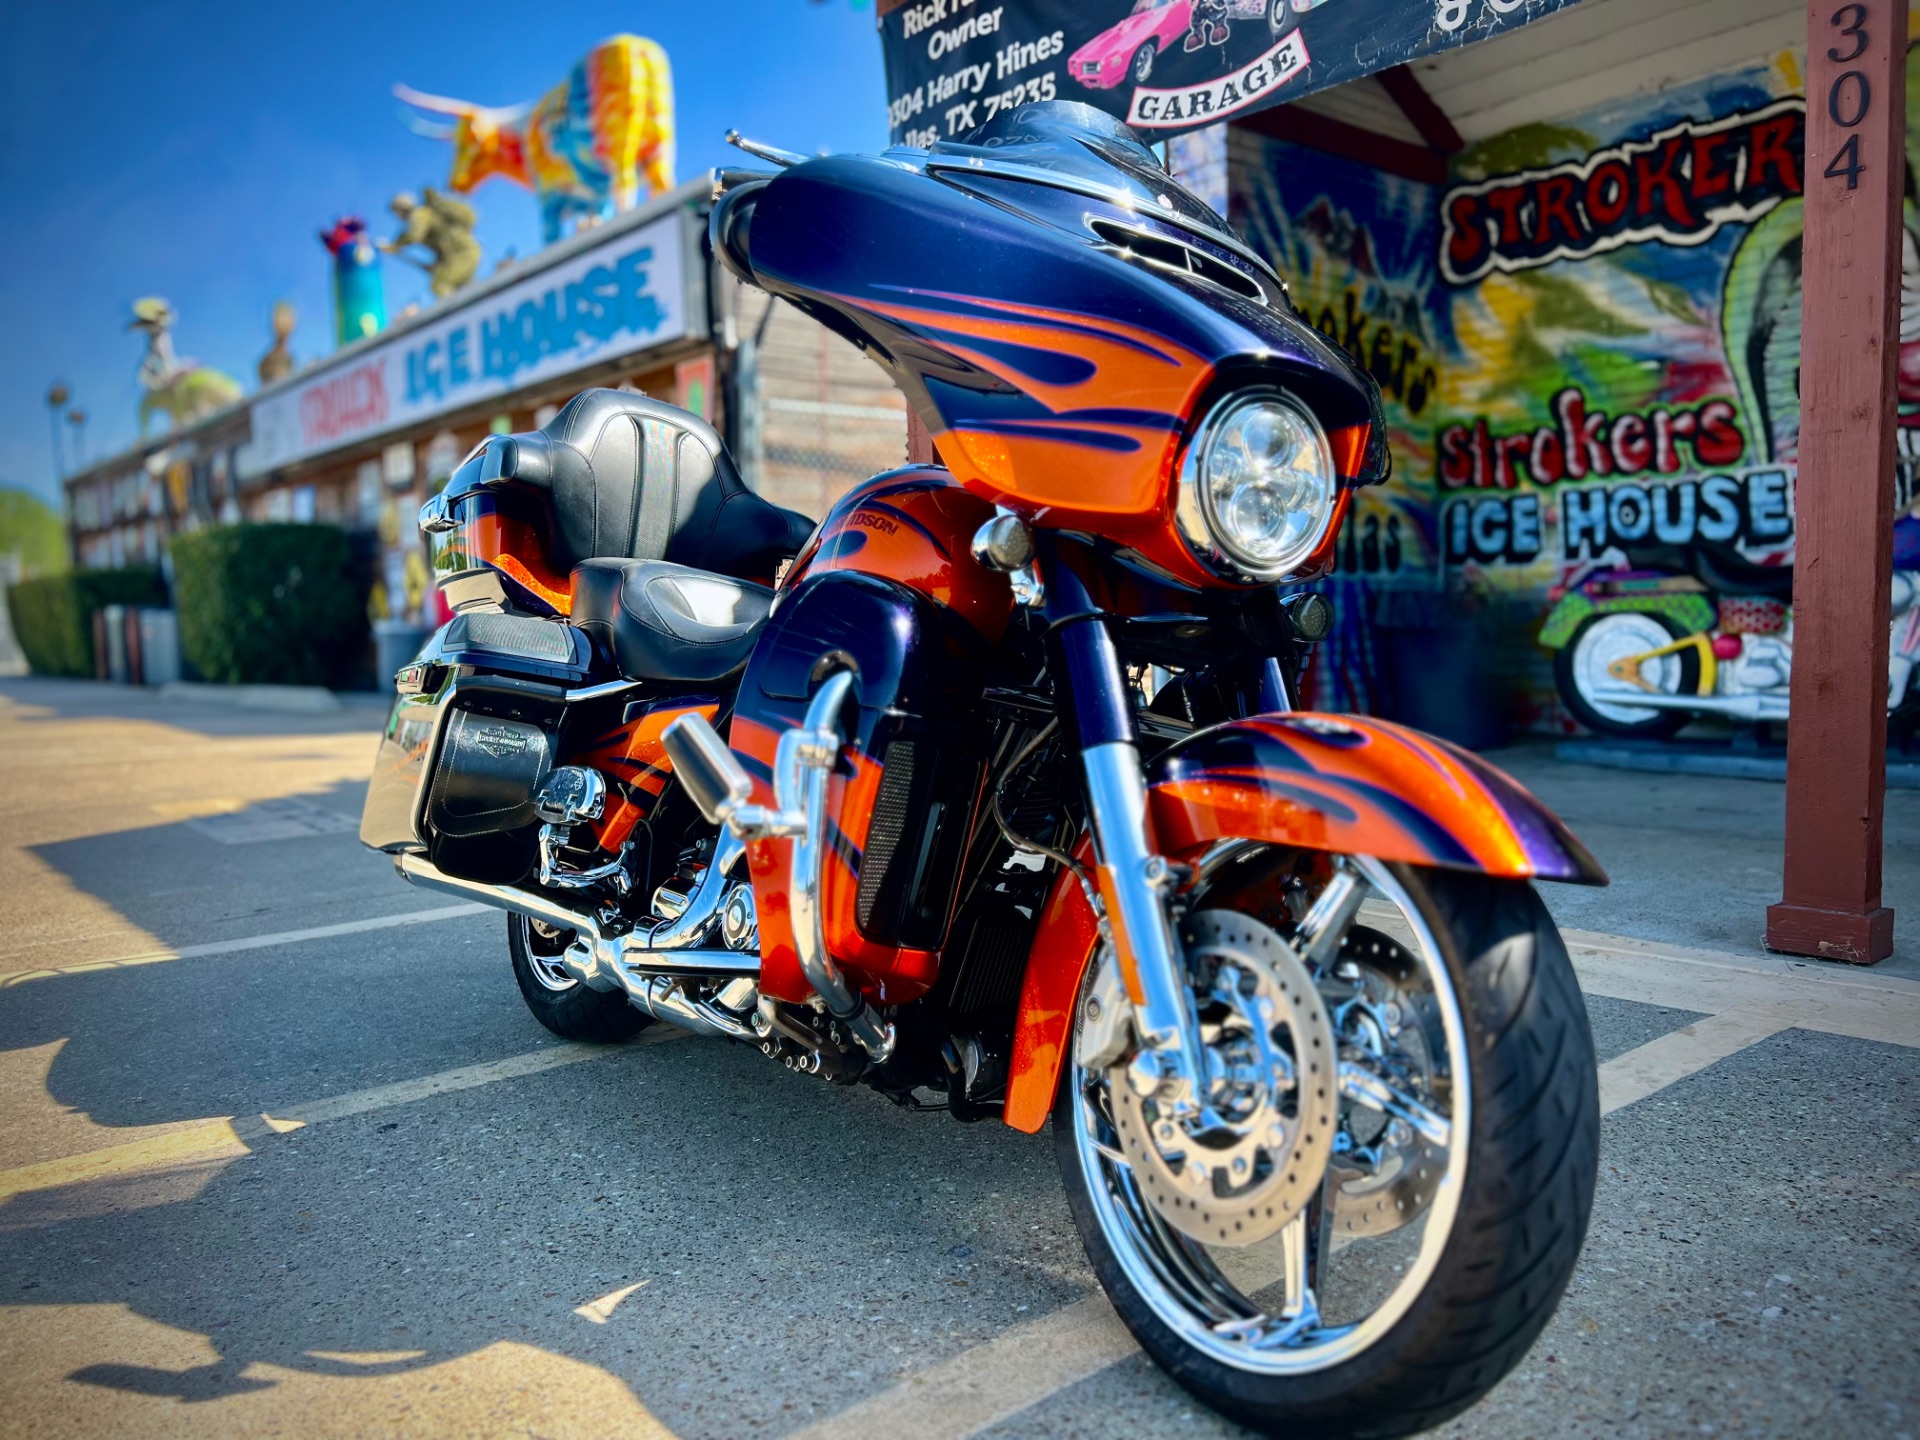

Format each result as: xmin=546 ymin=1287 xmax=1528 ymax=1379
xmin=1108 ymin=909 xmax=1338 ymax=1248
xmin=1322 ymin=926 xmax=1449 ymax=1244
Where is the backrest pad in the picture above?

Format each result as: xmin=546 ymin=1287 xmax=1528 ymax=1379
xmin=532 ymin=389 xmax=812 ymax=582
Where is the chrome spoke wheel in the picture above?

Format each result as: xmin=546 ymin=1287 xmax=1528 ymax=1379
xmin=1069 ymin=855 xmax=1470 ymax=1375
xmin=519 ymin=916 xmax=579 ymax=993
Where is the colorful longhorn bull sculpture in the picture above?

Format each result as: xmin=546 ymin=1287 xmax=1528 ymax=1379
xmin=395 ymin=35 xmax=675 ymax=245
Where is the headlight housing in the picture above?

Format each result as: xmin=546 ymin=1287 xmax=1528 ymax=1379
xmin=1174 ymin=390 xmax=1338 ymax=582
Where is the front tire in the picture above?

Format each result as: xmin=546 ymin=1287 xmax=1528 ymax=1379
xmin=507 ymin=914 xmax=651 ymax=1042
xmin=1131 ymin=41 xmax=1157 ymax=84
xmin=1054 ymin=863 xmax=1598 ymax=1439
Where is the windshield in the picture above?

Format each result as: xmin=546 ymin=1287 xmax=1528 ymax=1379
xmin=927 ymin=100 xmax=1231 ymax=241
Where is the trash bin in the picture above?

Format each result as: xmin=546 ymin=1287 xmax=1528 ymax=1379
xmin=99 ymin=604 xmax=129 ymax=683
xmin=135 ymin=608 xmax=182 ymax=686
xmin=373 ymin=619 xmax=431 ymax=692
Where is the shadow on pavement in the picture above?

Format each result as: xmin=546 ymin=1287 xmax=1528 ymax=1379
xmin=21 ymin=777 xmax=403 ymax=964
xmin=0 ymin=890 xmax=519 ymax=1138
xmin=0 ymin=1035 xmax=1080 ymax=1435
xmin=0 ymin=676 xmax=387 ymax=741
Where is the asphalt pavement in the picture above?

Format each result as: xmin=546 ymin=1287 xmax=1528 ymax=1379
xmin=0 ymin=676 xmax=1915 ymax=1439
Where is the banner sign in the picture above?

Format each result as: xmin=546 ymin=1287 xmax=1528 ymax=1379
xmin=880 ymin=0 xmax=1584 ymax=147
xmin=1438 ymin=100 xmax=1806 ymax=284
xmin=241 ymin=206 xmax=692 ymax=477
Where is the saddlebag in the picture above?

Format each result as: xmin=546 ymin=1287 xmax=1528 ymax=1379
xmin=360 ymin=613 xmax=585 ymax=884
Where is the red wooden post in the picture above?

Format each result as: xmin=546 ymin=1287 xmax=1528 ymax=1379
xmin=1767 ymin=0 xmax=1906 ymax=963
xmin=906 ymin=407 xmax=938 ymax=466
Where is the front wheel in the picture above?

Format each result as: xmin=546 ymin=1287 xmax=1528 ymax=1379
xmin=1054 ymin=857 xmax=1598 ymax=1438
xmin=1130 ymin=41 xmax=1158 ymax=84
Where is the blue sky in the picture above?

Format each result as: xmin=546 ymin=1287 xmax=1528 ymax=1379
xmin=0 ymin=1 xmax=889 ymax=506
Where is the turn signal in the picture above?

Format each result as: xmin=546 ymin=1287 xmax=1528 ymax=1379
xmin=970 ymin=511 xmax=1034 ymax=571
xmin=1283 ymin=592 xmax=1334 ymax=644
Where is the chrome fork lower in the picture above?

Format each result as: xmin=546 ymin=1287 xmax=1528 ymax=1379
xmin=1081 ymin=741 xmax=1206 ymax=1114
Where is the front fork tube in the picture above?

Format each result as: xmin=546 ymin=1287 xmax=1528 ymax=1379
xmin=1050 ymin=614 xmax=1206 ymax=1111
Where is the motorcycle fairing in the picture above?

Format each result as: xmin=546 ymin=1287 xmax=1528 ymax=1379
xmin=999 ymin=712 xmax=1606 ymax=1132
xmin=726 ymin=141 xmax=1384 ymax=588
xmin=781 ymin=467 xmax=1013 ymax=642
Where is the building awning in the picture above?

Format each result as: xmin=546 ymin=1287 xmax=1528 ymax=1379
xmin=233 ymin=181 xmax=710 ymax=481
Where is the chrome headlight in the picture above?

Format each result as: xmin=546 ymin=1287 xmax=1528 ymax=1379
xmin=1175 ymin=391 xmax=1338 ymax=581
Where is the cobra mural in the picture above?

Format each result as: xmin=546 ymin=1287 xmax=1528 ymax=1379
xmin=1234 ymin=48 xmax=1920 ymax=734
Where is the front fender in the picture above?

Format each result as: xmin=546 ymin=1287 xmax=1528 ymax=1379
xmin=1147 ymin=713 xmax=1605 ymax=885
xmin=1000 ymin=712 xmax=1603 ymax=1133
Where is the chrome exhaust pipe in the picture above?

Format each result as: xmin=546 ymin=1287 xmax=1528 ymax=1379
xmin=397 ymin=850 xmax=607 ymax=937
xmin=397 ymin=832 xmax=749 ymax=955
xmin=393 ymin=852 xmax=761 ymax=1039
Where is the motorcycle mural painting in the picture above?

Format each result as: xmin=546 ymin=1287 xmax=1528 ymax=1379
xmin=1233 ymin=50 xmax=1920 ymax=737
xmin=361 ymin=105 xmax=1602 ymax=1437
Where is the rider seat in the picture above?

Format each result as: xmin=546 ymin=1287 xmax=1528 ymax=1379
xmin=571 ymin=559 xmax=773 ymax=683
xmin=530 ymin=388 xmax=814 ymax=582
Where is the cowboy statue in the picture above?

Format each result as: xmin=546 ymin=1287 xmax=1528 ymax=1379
xmin=381 ymin=187 xmax=481 ymax=300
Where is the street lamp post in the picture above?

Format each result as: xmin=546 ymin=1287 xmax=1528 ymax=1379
xmin=44 ymin=381 xmax=70 ymax=480
xmin=66 ymin=408 xmax=88 ymax=471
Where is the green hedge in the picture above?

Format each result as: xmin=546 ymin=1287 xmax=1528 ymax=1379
xmin=6 ymin=567 xmax=166 ymax=677
xmin=171 ymin=524 xmax=368 ymax=687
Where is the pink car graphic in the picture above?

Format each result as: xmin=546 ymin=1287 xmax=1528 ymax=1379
xmin=1069 ymin=0 xmax=1195 ymax=91
xmin=1069 ymin=0 xmax=1333 ymax=91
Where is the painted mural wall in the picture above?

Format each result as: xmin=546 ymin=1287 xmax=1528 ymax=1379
xmin=1233 ymin=46 xmax=1920 ymax=734
xmin=1234 ymin=129 xmax=1449 ymax=718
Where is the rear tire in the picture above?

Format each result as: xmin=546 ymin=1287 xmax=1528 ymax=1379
xmin=507 ymin=914 xmax=650 ymax=1042
xmin=1054 ymin=866 xmax=1598 ymax=1439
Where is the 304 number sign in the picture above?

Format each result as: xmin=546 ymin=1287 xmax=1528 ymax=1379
xmin=1823 ymin=3 xmax=1872 ymax=190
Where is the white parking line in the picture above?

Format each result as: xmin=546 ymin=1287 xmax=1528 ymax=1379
xmin=0 ymin=903 xmax=491 ymax=987
xmin=0 ymin=1028 xmax=688 ymax=1202
xmin=1564 ymin=930 xmax=1920 ymax=1049
xmin=1596 ymin=1003 xmax=1799 ymax=1115
xmin=790 ymin=1292 xmax=1137 ymax=1440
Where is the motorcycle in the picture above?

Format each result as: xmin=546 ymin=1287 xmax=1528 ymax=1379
xmin=361 ymin=101 xmax=1605 ymax=1437
xmin=1542 ymin=528 xmax=1920 ymax=737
